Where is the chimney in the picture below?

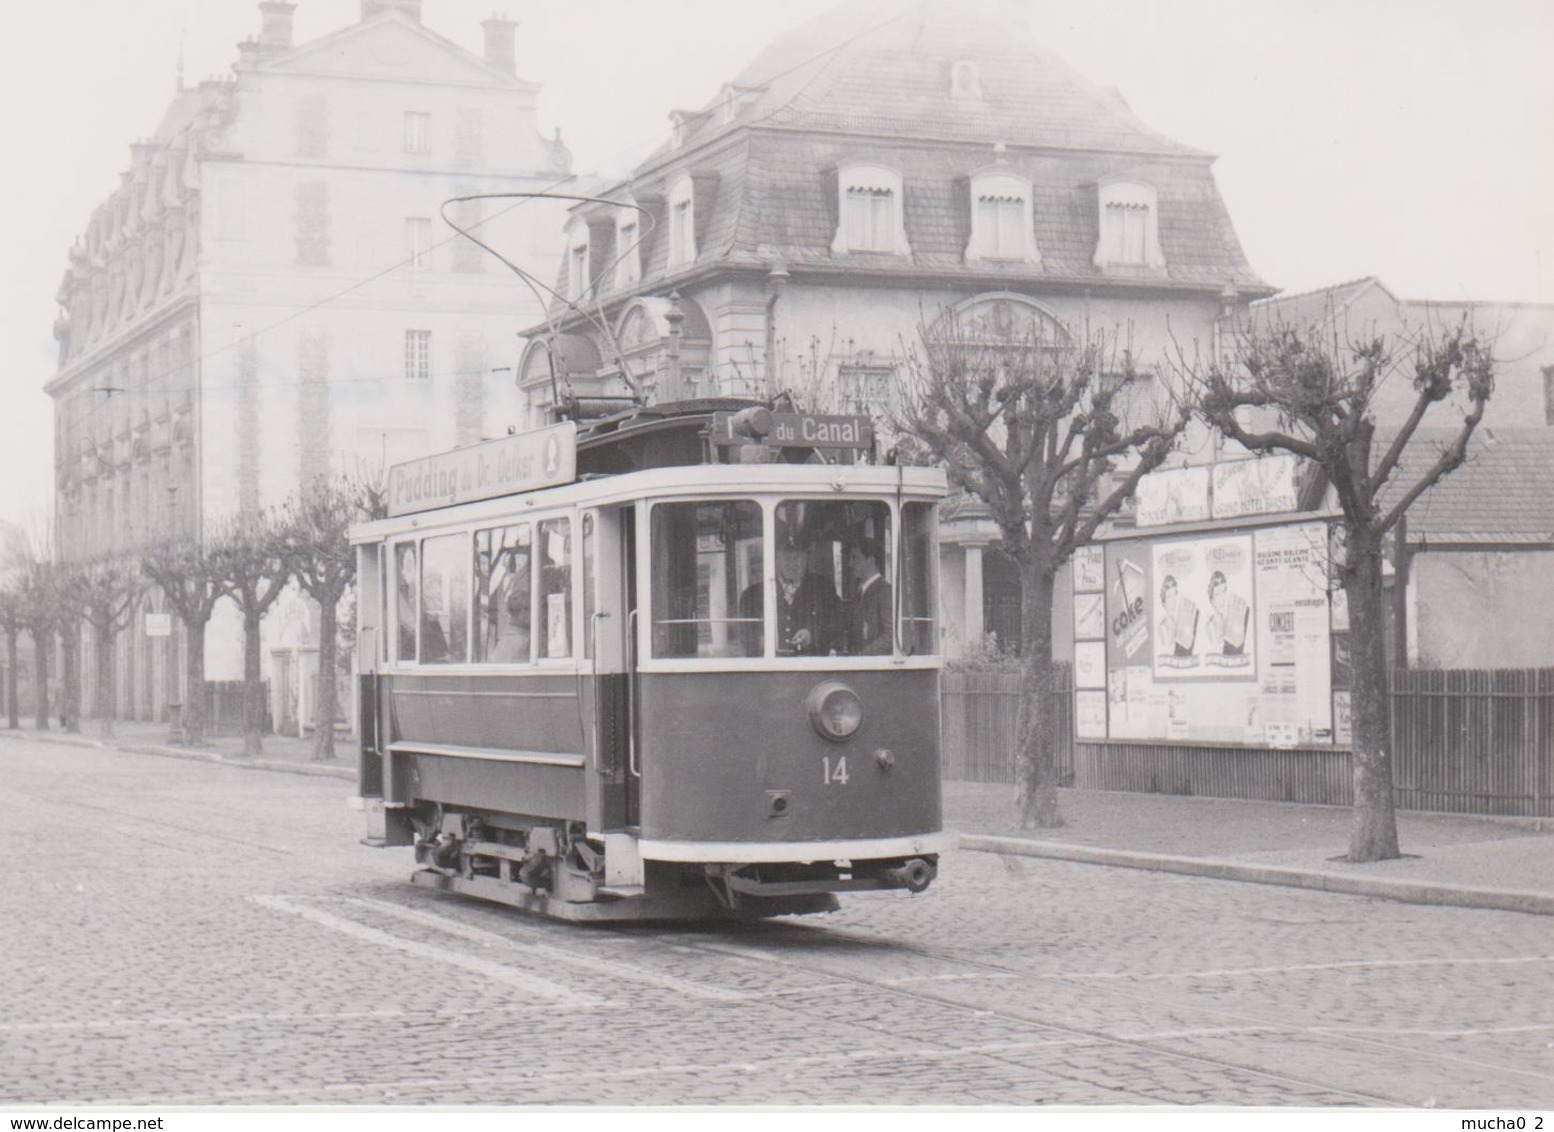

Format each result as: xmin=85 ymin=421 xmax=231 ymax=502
xmin=482 ymin=13 xmax=517 ymax=74
xmin=361 ymin=0 xmax=421 ymax=21
xmin=259 ymin=1 xmax=296 ymax=49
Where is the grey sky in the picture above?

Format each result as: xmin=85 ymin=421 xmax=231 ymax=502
xmin=3 ymin=0 xmax=1550 ymax=531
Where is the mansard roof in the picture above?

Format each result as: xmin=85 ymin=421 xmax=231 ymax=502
xmin=653 ymin=0 xmax=1205 ymax=164
xmin=549 ymin=0 xmax=1267 ymax=322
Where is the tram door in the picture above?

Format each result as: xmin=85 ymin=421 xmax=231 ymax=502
xmin=587 ymin=505 xmax=638 ymax=831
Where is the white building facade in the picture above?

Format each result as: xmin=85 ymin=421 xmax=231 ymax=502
xmin=48 ymin=0 xmax=574 ymax=728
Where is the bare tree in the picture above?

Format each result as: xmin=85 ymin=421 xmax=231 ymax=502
xmin=18 ymin=559 xmax=59 ymax=732
xmin=1184 ymin=320 xmax=1493 ymax=862
xmin=140 ymin=538 xmax=227 ymax=747
xmin=210 ymin=512 xmax=291 ymax=757
xmin=0 ymin=586 xmax=23 ymax=728
xmin=280 ymin=478 xmax=371 ymax=760
xmin=71 ymin=556 xmax=145 ymax=738
xmin=901 ymin=312 xmax=1186 ymax=828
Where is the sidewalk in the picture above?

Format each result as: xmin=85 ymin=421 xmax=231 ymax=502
xmin=6 ymin=722 xmax=1550 ymax=915
xmin=946 ymin=780 xmax=1554 ymax=916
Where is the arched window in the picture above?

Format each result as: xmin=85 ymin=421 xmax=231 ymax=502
xmin=1094 ymin=180 xmax=1165 ymax=269
xmin=832 ymin=162 xmax=910 ymax=256
xmin=966 ymin=171 xmax=1039 ymax=264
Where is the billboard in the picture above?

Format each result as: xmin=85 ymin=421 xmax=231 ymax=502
xmin=1090 ymin=521 xmax=1337 ymax=746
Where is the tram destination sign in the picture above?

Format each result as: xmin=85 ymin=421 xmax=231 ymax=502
xmin=711 ymin=411 xmax=873 ymax=450
xmin=387 ymin=422 xmax=578 ymax=517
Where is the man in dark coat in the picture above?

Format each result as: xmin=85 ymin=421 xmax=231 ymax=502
xmin=847 ymin=538 xmax=892 ymax=655
xmin=740 ymin=543 xmax=841 ymax=655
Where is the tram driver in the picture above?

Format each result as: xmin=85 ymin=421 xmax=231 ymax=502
xmin=740 ymin=539 xmax=841 ymax=656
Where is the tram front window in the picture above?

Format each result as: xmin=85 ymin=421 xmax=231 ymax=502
xmin=650 ymin=501 xmax=762 ymax=659
xmin=773 ymin=501 xmax=892 ymax=657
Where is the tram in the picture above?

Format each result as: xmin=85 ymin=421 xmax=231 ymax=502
xmin=350 ymin=398 xmax=948 ymax=920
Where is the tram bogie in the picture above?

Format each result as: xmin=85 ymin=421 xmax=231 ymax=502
xmin=350 ymin=399 xmax=948 ymax=921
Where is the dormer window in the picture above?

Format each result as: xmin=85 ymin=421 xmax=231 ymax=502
xmin=564 ymin=219 xmax=590 ymax=301
xmin=831 ymin=162 xmax=910 ymax=256
xmin=615 ymin=205 xmax=642 ymax=289
xmin=1094 ymin=180 xmax=1165 ymax=269
xmin=669 ymin=110 xmax=691 ymax=149
xmin=667 ymin=175 xmax=696 ymax=270
xmin=951 ymin=60 xmax=983 ymax=101
xmin=966 ymin=171 xmax=1039 ymax=264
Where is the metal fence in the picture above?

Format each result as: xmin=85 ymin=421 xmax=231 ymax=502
xmin=941 ymin=666 xmax=1554 ymax=816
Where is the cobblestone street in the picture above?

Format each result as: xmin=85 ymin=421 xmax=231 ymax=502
xmin=4 ymin=738 xmax=1551 ymax=1108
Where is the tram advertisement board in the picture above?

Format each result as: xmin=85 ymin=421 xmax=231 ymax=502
xmin=387 ymin=422 xmax=578 ymax=517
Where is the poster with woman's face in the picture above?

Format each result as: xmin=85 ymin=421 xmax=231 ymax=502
xmin=1151 ymin=535 xmax=1255 ymax=679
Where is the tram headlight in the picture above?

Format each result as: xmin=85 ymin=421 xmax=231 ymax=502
xmin=807 ymin=681 xmax=863 ymax=742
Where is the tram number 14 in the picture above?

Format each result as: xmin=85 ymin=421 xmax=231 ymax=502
xmin=822 ymin=756 xmax=850 ymax=786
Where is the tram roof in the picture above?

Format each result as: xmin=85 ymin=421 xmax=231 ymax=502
xmin=352 ymin=457 xmax=948 ymax=544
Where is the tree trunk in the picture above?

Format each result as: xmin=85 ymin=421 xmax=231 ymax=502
xmin=1016 ymin=564 xmax=1063 ymax=829
xmin=61 ymin=623 xmax=81 ymax=734
xmin=242 ymin=607 xmax=264 ymax=757
xmin=94 ymin=617 xmax=116 ymax=738
xmin=6 ymin=629 xmax=19 ymax=729
xmin=183 ymin=618 xmax=208 ymax=747
xmin=33 ymin=626 xmax=51 ymax=731
xmin=312 ymin=597 xmax=338 ymax=760
xmin=1344 ymin=537 xmax=1401 ymax=862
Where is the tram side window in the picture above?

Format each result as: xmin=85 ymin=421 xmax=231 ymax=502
xmin=474 ymin=524 xmax=531 ymax=663
xmin=773 ymin=500 xmax=891 ymax=656
xmin=900 ymin=502 xmax=939 ymax=655
xmin=420 ymin=534 xmax=470 ymax=664
xmin=651 ymin=501 xmax=762 ymax=659
xmin=394 ymin=542 xmax=418 ymax=663
xmin=537 ymin=518 xmax=571 ymax=659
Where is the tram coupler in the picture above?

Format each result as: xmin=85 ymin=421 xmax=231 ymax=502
xmin=881 ymin=857 xmax=937 ymax=894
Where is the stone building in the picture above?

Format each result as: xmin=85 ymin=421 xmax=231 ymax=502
xmin=47 ymin=0 xmax=573 ymax=728
xmin=517 ymin=0 xmax=1270 ymax=655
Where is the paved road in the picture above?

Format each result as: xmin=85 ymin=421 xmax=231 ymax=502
xmin=4 ymin=737 xmax=1551 ymax=1108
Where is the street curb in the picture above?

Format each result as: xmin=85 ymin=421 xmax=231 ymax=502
xmin=1 ymin=730 xmax=355 ymax=782
xmin=960 ymin=834 xmax=1554 ymax=917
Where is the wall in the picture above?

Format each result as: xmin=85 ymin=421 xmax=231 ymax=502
xmin=1410 ymin=548 xmax=1554 ymax=668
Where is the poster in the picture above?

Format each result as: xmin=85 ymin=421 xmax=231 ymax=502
xmin=1255 ymin=524 xmax=1333 ymax=744
xmin=1076 ymin=690 xmax=1108 ymax=739
xmin=1151 ymin=535 xmax=1255 ymax=679
xmin=1135 ymin=465 xmax=1211 ymax=527
xmin=1212 ymin=454 xmax=1299 ymax=519
xmin=1074 ymin=544 xmax=1105 ymax=593
xmin=1075 ymin=641 xmax=1107 ymax=689
xmin=1074 ymin=592 xmax=1105 ymax=640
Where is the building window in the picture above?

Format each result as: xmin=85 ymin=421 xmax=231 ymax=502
xmin=667 ymin=175 xmax=696 ymax=270
xmin=294 ymin=182 xmax=330 ymax=266
xmin=840 ymin=364 xmax=896 ymax=419
xmin=950 ymin=60 xmax=982 ymax=100
xmin=405 ymin=217 xmax=432 ymax=270
xmin=967 ymin=172 xmax=1038 ymax=263
xmin=405 ymin=329 xmax=432 ymax=381
xmin=615 ymin=212 xmax=642 ymax=289
xmin=831 ymin=162 xmax=909 ymax=255
xmin=564 ymin=219 xmax=590 ymax=299
xmin=1094 ymin=180 xmax=1164 ymax=269
xmin=404 ymin=111 xmax=430 ymax=154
